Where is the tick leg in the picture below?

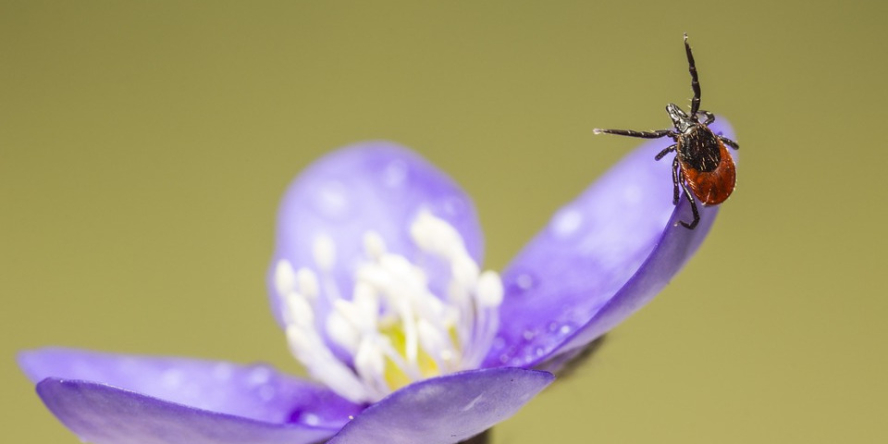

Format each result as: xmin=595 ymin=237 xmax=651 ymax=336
xmin=593 ymin=128 xmax=675 ymax=139
xmin=696 ymin=110 xmax=715 ymax=125
xmin=678 ymin=170 xmax=700 ymax=229
xmin=681 ymin=198 xmax=701 ymax=230
xmin=655 ymin=143 xmax=677 ymax=161
xmin=684 ymin=34 xmax=702 ymax=117
xmin=718 ymin=135 xmax=740 ymax=150
xmin=671 ymin=156 xmax=681 ymax=205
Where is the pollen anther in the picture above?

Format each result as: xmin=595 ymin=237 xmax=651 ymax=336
xmin=276 ymin=211 xmax=502 ymax=402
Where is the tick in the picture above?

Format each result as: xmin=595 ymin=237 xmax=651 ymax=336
xmin=593 ymin=34 xmax=739 ymax=229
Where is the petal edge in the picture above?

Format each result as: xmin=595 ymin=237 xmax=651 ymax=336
xmin=327 ymin=367 xmax=554 ymax=444
xmin=19 ymin=347 xmax=361 ymax=428
xmin=36 ymin=378 xmax=337 ymax=444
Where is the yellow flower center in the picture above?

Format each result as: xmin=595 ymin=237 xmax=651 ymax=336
xmin=275 ymin=211 xmax=503 ymax=403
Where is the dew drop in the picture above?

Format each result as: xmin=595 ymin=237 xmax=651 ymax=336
xmin=522 ymin=329 xmax=536 ymax=341
xmin=441 ymin=195 xmax=467 ymax=217
xmin=499 ymin=344 xmax=518 ymax=364
xmin=550 ymin=208 xmax=583 ymax=238
xmin=212 ymin=363 xmax=233 ymax=381
xmin=303 ymin=413 xmax=321 ymax=426
xmin=559 ymin=324 xmax=573 ymax=335
xmin=515 ymin=273 xmax=535 ymax=291
xmin=247 ymin=365 xmax=272 ymax=386
xmin=312 ymin=180 xmax=350 ymax=219
xmin=382 ymin=159 xmax=408 ymax=188
xmin=535 ymin=347 xmax=545 ymax=357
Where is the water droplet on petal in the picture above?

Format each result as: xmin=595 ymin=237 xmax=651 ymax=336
xmin=516 ymin=273 xmax=535 ymax=291
xmin=382 ymin=160 xmax=408 ymax=188
xmin=550 ymin=207 xmax=583 ymax=238
xmin=522 ymin=329 xmax=536 ymax=341
xmin=441 ymin=195 xmax=467 ymax=217
xmin=312 ymin=180 xmax=350 ymax=220
xmin=212 ymin=363 xmax=234 ymax=381
xmin=303 ymin=413 xmax=321 ymax=426
xmin=247 ymin=365 xmax=272 ymax=386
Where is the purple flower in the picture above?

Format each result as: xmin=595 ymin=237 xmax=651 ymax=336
xmin=19 ymin=121 xmax=733 ymax=444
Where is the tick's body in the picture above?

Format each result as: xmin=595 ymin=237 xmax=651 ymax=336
xmin=594 ymin=34 xmax=739 ymax=229
xmin=677 ymin=124 xmax=735 ymax=205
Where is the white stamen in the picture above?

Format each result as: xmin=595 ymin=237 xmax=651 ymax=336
xmin=295 ymin=268 xmax=319 ymax=300
xmin=274 ymin=261 xmax=297 ymax=297
xmin=285 ymin=323 xmax=369 ymax=403
xmin=326 ymin=311 xmax=360 ymax=354
xmin=278 ymin=211 xmax=503 ymax=403
xmin=312 ymin=234 xmax=336 ymax=271
xmin=452 ymin=256 xmax=480 ymax=288
xmin=355 ymin=338 xmax=385 ymax=385
xmin=284 ymin=292 xmax=314 ymax=328
xmin=410 ymin=210 xmax=465 ymax=258
xmin=417 ymin=318 xmax=455 ymax=370
xmin=363 ymin=231 xmax=387 ymax=259
xmin=312 ymin=234 xmax=343 ymax=303
xmin=477 ymin=270 xmax=504 ymax=307
xmin=352 ymin=284 xmax=379 ymax=331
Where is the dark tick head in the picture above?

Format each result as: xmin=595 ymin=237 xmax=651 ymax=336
xmin=666 ymin=103 xmax=694 ymax=133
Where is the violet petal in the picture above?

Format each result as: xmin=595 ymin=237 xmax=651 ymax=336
xmin=487 ymin=122 xmax=736 ymax=368
xmin=36 ymin=378 xmax=336 ymax=444
xmin=19 ymin=347 xmax=361 ymax=429
xmin=268 ymin=141 xmax=484 ymax=328
xmin=327 ymin=367 xmax=554 ymax=444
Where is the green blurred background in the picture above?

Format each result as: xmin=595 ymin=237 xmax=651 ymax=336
xmin=2 ymin=1 xmax=886 ymax=443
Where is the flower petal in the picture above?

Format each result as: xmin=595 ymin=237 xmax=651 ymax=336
xmin=487 ymin=121 xmax=736 ymax=369
xmin=268 ymin=141 xmax=484 ymax=327
xmin=36 ymin=378 xmax=334 ymax=444
xmin=20 ymin=348 xmax=361 ymax=430
xmin=326 ymin=367 xmax=554 ymax=444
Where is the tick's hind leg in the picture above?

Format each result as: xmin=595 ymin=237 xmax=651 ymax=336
xmin=656 ymin=144 xmax=677 ymax=161
xmin=671 ymin=156 xmax=681 ymax=205
xmin=593 ymin=128 xmax=675 ymax=139
xmin=678 ymin=170 xmax=700 ymax=229
xmin=718 ymin=135 xmax=739 ymax=150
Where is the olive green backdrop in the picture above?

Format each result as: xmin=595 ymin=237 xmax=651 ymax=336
xmin=2 ymin=1 xmax=885 ymax=443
